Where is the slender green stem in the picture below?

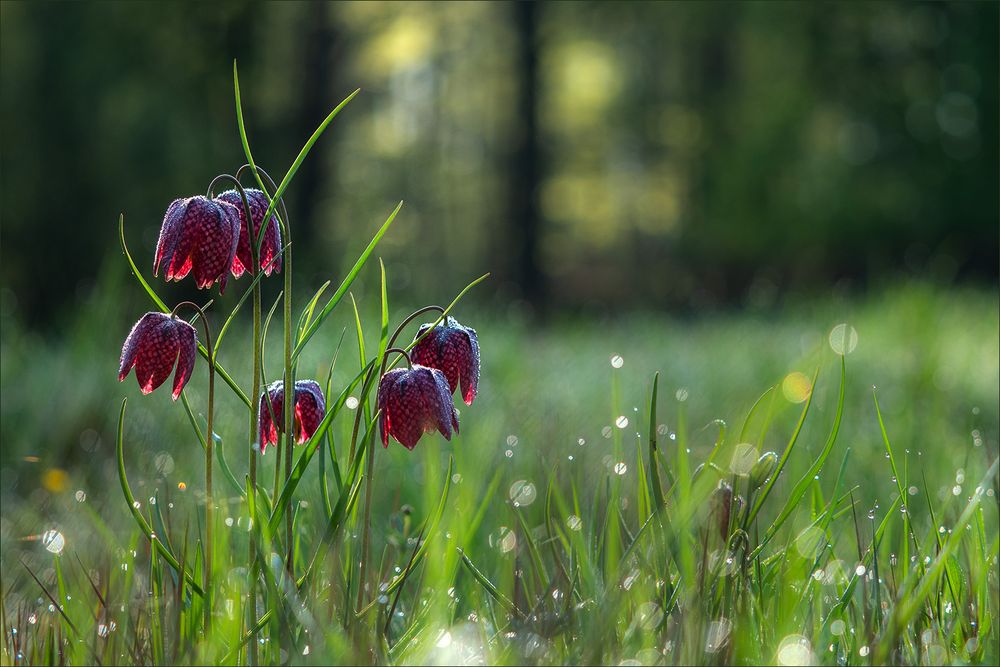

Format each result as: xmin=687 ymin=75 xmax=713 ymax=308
xmin=171 ymin=300 xmax=215 ymax=633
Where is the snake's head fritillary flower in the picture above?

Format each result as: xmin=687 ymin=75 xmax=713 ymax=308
xmin=154 ymin=196 xmax=240 ymax=292
xmin=377 ymin=365 xmax=459 ymax=450
xmin=410 ymin=316 xmax=480 ymax=405
xmin=118 ymin=312 xmax=197 ymax=400
xmin=258 ymin=380 xmax=326 ymax=454
xmin=215 ymin=188 xmax=283 ymax=279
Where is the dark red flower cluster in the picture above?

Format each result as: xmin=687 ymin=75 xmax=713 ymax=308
xmin=215 ymin=188 xmax=283 ymax=279
xmin=377 ymin=316 xmax=481 ymax=450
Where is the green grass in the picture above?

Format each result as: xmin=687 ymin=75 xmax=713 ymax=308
xmin=1 ymin=280 xmax=997 ymax=665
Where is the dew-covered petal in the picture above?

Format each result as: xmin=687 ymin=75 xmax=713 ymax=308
xmin=133 ymin=316 xmax=180 ymax=394
xmin=119 ymin=312 xmax=167 ymax=381
xmin=293 ymin=379 xmax=326 ymax=443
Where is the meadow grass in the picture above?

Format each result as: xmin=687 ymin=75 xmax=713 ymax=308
xmin=1 ymin=280 xmax=997 ymax=665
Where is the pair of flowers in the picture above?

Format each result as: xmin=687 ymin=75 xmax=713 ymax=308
xmin=155 ymin=189 xmax=283 ymax=292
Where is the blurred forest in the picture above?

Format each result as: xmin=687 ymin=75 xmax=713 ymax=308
xmin=1 ymin=1 xmax=997 ymax=329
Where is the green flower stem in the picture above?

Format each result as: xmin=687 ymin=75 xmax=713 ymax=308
xmin=171 ymin=300 xmax=216 ymax=633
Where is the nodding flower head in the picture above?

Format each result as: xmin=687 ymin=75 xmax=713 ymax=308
xmin=377 ymin=365 xmax=459 ymax=450
xmin=410 ymin=316 xmax=480 ymax=405
xmin=118 ymin=312 xmax=197 ymax=400
xmin=257 ymin=380 xmax=326 ymax=453
xmin=215 ymin=188 xmax=283 ymax=279
xmin=154 ymin=196 xmax=240 ymax=292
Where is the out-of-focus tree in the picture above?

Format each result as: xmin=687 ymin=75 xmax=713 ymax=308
xmin=2 ymin=1 xmax=996 ymax=328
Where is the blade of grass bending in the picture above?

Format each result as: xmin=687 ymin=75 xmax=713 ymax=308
xmin=458 ymin=548 xmax=527 ymax=620
xmin=235 ymin=61 xmax=359 ymax=236
xmin=296 ymin=280 xmax=331 ymax=344
xmin=739 ymin=385 xmax=775 ymax=443
xmin=752 ymin=357 xmax=845 ymax=543
xmin=293 ymin=201 xmax=403 ymax=361
xmin=221 ymin=610 xmax=274 ymax=664
xmin=356 ymin=457 xmax=455 ymax=617
xmin=744 ymin=367 xmax=820 ymax=527
xmin=647 ymin=372 xmax=665 ymax=509
xmin=115 ymin=399 xmax=204 ymax=596
xmin=21 ymin=561 xmax=79 ymax=634
xmin=873 ymin=388 xmax=923 ymax=565
xmin=119 ymin=214 xmax=251 ymax=409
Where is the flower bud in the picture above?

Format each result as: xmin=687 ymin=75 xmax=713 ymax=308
xmin=749 ymin=451 xmax=778 ymax=491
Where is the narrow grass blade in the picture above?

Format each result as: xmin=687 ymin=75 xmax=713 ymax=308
xmin=458 ymin=547 xmax=527 ymax=620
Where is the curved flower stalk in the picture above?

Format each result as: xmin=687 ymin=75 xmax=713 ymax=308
xmin=154 ymin=195 xmax=240 ymax=292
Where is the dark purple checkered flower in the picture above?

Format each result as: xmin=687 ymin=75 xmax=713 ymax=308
xmin=410 ymin=316 xmax=480 ymax=405
xmin=154 ymin=196 xmax=240 ymax=292
xmin=258 ymin=380 xmax=326 ymax=454
xmin=118 ymin=312 xmax=197 ymax=400
xmin=215 ymin=188 xmax=283 ymax=279
xmin=377 ymin=365 xmax=459 ymax=450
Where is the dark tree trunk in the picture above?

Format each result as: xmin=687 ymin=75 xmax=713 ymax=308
xmin=508 ymin=0 xmax=545 ymax=315
xmin=291 ymin=2 xmax=341 ymax=274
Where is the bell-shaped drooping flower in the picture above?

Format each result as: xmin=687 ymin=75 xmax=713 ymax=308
xmin=118 ymin=312 xmax=197 ymax=400
xmin=410 ymin=316 xmax=480 ymax=405
xmin=215 ymin=188 xmax=283 ymax=279
xmin=258 ymin=380 xmax=326 ymax=454
xmin=154 ymin=196 xmax=240 ymax=292
xmin=377 ymin=365 xmax=459 ymax=450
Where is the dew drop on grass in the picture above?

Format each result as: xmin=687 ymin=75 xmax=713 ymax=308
xmin=577 ymin=438 xmax=586 ymax=446
xmin=452 ymin=473 xmax=462 ymax=484
xmin=509 ymin=480 xmax=537 ymax=506
xmin=602 ymin=427 xmax=613 ymax=438
xmin=225 ymin=517 xmax=234 ymax=527
xmin=776 ymin=634 xmax=813 ymax=665
xmin=74 ymin=490 xmax=86 ymax=502
xmin=828 ymin=323 xmax=858 ymax=355
xmin=27 ymin=614 xmax=37 ymax=625
xmin=42 ymin=530 xmax=65 ymax=555
xmin=610 ymin=355 xmax=624 ymax=368
xmin=153 ymin=452 xmax=175 ymax=475
xmin=566 ymin=515 xmax=582 ymax=531
xmin=830 ymin=620 xmax=845 ymax=636
xmin=782 ymin=372 xmax=812 ymax=404
xmin=345 ymin=396 xmax=359 ymax=410
xmin=615 ymin=416 xmax=629 ymax=429
xmin=657 ymin=424 xmax=668 ymax=436
xmin=504 ymin=449 xmax=513 ymax=459
xmin=952 ymin=485 xmax=962 ymax=496
xmin=858 ymin=646 xmax=870 ymax=657
xmin=177 ymin=482 xmax=187 ymax=491
xmin=705 ymin=619 xmax=731 ymax=654
xmin=855 ymin=565 xmax=866 ymax=577
xmin=507 ymin=435 xmax=518 ymax=447
xmin=675 ymin=388 xmax=689 ymax=402
xmin=908 ymin=486 xmax=918 ymax=495
xmin=614 ymin=462 xmax=628 ymax=475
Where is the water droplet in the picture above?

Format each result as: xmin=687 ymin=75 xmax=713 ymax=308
xmin=177 ymin=482 xmax=187 ymax=491
xmin=855 ymin=564 xmax=867 ymax=577
xmin=27 ymin=614 xmax=37 ymax=625
xmin=504 ymin=449 xmax=513 ymax=459
xmin=828 ymin=323 xmax=858 ymax=356
xmin=615 ymin=416 xmax=629 ymax=429
xmin=908 ymin=486 xmax=918 ymax=496
xmin=153 ymin=452 xmax=175 ymax=475
xmin=345 ymin=396 xmax=359 ymax=410
xmin=224 ymin=517 xmax=234 ymax=527
xmin=952 ymin=485 xmax=962 ymax=496
xmin=567 ymin=515 xmax=582 ymax=531
xmin=74 ymin=490 xmax=86 ymax=502
xmin=577 ymin=438 xmax=586 ymax=446
xmin=506 ymin=435 xmax=519 ymax=447
xmin=42 ymin=530 xmax=65 ymax=555
xmin=830 ymin=620 xmax=845 ymax=636
xmin=610 ymin=355 xmax=624 ymax=369
xmin=509 ymin=480 xmax=537 ymax=506
xmin=782 ymin=372 xmax=812 ymax=404
xmin=613 ymin=462 xmax=628 ymax=475
xmin=656 ymin=424 xmax=668 ymax=436
xmin=602 ymin=426 xmax=613 ymax=438
xmin=675 ymin=388 xmax=689 ymax=402
xmin=859 ymin=645 xmax=870 ymax=657
xmin=451 ymin=473 xmax=462 ymax=484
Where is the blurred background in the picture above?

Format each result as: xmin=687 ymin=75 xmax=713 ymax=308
xmin=2 ymin=1 xmax=997 ymax=324
xmin=1 ymin=1 xmax=997 ymax=570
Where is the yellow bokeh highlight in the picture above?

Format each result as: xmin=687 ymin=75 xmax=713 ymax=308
xmin=782 ymin=372 xmax=812 ymax=404
xmin=42 ymin=468 xmax=69 ymax=493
